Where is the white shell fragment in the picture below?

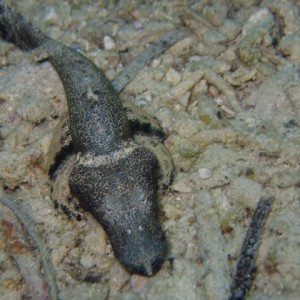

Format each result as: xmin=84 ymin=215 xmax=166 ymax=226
xmin=198 ymin=168 xmax=212 ymax=179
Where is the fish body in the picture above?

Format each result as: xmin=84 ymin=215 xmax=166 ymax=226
xmin=0 ymin=3 xmax=174 ymax=276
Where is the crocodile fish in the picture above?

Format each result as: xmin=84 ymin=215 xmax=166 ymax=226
xmin=0 ymin=3 xmax=174 ymax=276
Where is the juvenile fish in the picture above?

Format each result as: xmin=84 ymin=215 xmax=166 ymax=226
xmin=0 ymin=3 xmax=174 ymax=276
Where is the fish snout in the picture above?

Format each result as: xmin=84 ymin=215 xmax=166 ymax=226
xmin=112 ymin=223 xmax=167 ymax=276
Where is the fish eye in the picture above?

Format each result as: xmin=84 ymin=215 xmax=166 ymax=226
xmin=105 ymin=205 xmax=113 ymax=213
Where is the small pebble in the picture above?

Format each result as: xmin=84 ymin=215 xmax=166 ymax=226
xmin=166 ymin=68 xmax=181 ymax=85
xmin=44 ymin=6 xmax=59 ymax=26
xmin=214 ymin=97 xmax=224 ymax=106
xmin=151 ymin=58 xmax=161 ymax=68
xmin=103 ymin=35 xmax=116 ymax=50
xmin=111 ymin=23 xmax=119 ymax=37
xmin=244 ymin=117 xmax=256 ymax=128
xmin=164 ymin=204 xmax=183 ymax=220
xmin=80 ymin=254 xmax=94 ymax=269
xmin=173 ymin=173 xmax=193 ymax=193
xmin=178 ymin=92 xmax=191 ymax=107
xmin=203 ymin=30 xmax=227 ymax=45
xmin=203 ymin=3 xmax=228 ymax=27
xmin=193 ymin=80 xmax=208 ymax=94
xmin=208 ymin=85 xmax=219 ymax=97
xmin=219 ymin=19 xmax=241 ymax=41
xmin=280 ymin=31 xmax=300 ymax=64
xmin=198 ymin=168 xmax=212 ymax=179
xmin=133 ymin=20 xmax=144 ymax=30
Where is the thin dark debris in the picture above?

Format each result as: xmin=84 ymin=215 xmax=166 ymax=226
xmin=0 ymin=193 xmax=58 ymax=300
xmin=229 ymin=196 xmax=274 ymax=300
xmin=112 ymin=29 xmax=189 ymax=93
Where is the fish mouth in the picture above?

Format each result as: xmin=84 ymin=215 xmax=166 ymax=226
xmin=122 ymin=252 xmax=166 ymax=277
xmin=110 ymin=225 xmax=167 ymax=276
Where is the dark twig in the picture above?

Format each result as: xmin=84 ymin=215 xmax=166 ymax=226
xmin=112 ymin=29 xmax=189 ymax=93
xmin=229 ymin=196 xmax=274 ymax=300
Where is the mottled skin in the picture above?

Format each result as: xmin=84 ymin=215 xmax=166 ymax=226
xmin=0 ymin=3 xmax=174 ymax=276
xmin=70 ymin=146 xmax=165 ymax=275
xmin=34 ymin=39 xmax=131 ymax=155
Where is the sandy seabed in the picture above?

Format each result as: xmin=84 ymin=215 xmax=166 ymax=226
xmin=0 ymin=0 xmax=299 ymax=299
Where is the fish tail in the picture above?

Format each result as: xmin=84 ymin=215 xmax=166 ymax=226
xmin=0 ymin=2 xmax=47 ymax=50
